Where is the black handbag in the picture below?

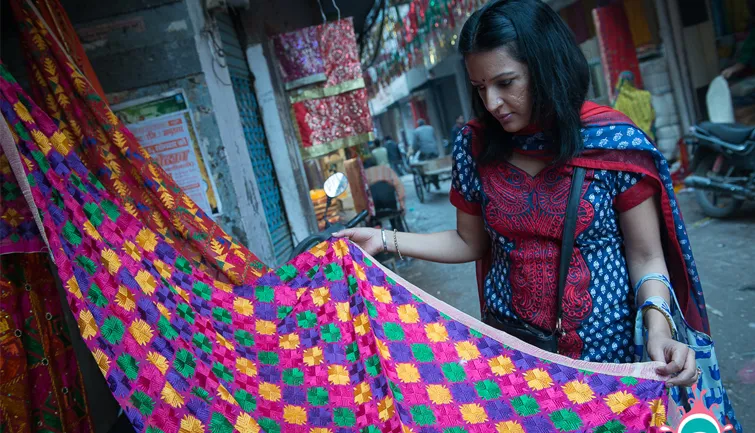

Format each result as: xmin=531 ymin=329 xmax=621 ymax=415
xmin=482 ymin=167 xmax=586 ymax=354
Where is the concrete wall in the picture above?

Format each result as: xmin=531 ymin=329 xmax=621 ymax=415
xmin=640 ymin=55 xmax=683 ymax=158
xmin=53 ymin=0 xmax=279 ymax=263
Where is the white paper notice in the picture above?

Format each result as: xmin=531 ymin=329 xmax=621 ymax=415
xmin=129 ymin=111 xmax=212 ymax=213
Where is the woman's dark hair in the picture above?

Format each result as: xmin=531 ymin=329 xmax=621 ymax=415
xmin=458 ymin=0 xmax=590 ymax=163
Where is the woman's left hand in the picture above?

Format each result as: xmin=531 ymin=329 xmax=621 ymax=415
xmin=646 ymin=331 xmax=699 ymax=387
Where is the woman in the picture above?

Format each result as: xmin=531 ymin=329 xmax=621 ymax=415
xmin=337 ymin=0 xmax=704 ymax=386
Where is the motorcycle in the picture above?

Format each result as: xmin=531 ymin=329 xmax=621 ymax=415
xmin=290 ymin=172 xmax=368 ymax=260
xmin=683 ymin=121 xmax=755 ymax=218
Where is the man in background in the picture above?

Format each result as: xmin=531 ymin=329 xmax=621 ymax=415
xmin=412 ymin=119 xmax=439 ymax=160
xmin=412 ymin=119 xmax=440 ymax=189
xmin=363 ymin=158 xmax=406 ymax=232
xmin=371 ymin=138 xmax=390 ymax=166
xmin=383 ymin=135 xmax=404 ymax=176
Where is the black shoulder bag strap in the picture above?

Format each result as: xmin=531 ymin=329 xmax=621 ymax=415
xmin=555 ymin=166 xmax=586 ymax=336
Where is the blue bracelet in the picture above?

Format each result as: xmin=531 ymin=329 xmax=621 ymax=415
xmin=634 ymin=273 xmax=672 ymax=305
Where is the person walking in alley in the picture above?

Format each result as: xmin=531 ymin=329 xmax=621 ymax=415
xmin=383 ymin=135 xmax=405 ymax=175
xmin=337 ymin=0 xmax=724 ymax=400
xmin=412 ymin=119 xmax=441 ymax=189
xmin=370 ymin=138 xmax=390 ymax=166
xmin=363 ymin=157 xmax=407 ymax=232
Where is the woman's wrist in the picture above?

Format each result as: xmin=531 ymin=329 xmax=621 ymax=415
xmin=645 ymin=308 xmax=673 ymax=339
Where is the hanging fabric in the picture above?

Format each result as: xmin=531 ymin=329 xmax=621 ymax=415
xmin=274 ymin=18 xmax=375 ymax=160
xmin=9 ymin=0 xmax=268 ymax=286
xmin=593 ymin=2 xmax=643 ymax=101
xmin=0 ymin=70 xmax=670 ymax=431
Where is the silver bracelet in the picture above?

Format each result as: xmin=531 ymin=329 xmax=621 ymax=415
xmin=381 ymin=229 xmax=388 ymax=253
xmin=393 ymin=229 xmax=403 ymax=260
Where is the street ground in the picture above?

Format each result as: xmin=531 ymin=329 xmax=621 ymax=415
xmin=388 ymin=174 xmax=754 ymax=429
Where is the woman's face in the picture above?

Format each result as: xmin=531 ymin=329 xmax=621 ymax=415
xmin=465 ymin=46 xmax=532 ymax=133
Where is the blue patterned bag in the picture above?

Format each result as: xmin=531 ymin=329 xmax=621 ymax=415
xmin=633 ymin=274 xmax=741 ymax=432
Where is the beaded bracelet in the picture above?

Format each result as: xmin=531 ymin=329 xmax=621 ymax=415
xmin=393 ymin=229 xmax=403 ymax=260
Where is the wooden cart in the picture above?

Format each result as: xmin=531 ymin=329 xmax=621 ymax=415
xmin=410 ymin=156 xmax=453 ymax=203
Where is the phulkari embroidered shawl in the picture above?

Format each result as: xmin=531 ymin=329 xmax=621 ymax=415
xmin=0 ymin=1 xmax=674 ymax=432
xmin=2 ymin=61 xmax=670 ymax=432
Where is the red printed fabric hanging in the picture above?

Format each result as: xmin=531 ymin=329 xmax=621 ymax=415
xmin=593 ymin=2 xmax=643 ymax=101
xmin=276 ymin=18 xmax=375 ymax=160
xmin=272 ymin=25 xmax=327 ymax=90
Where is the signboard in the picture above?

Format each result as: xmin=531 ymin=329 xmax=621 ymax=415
xmin=113 ymin=91 xmax=221 ymax=216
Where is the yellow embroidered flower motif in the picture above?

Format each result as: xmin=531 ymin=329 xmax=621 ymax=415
xmin=397 ymin=305 xmax=420 ymax=324
xmin=524 ymin=368 xmax=553 ymax=391
xmin=147 ymin=351 xmax=169 ymax=375
xmin=116 ymin=286 xmax=136 ymax=312
xmin=178 ymin=415 xmax=204 ymax=433
xmin=14 ymin=101 xmax=32 ymax=123
xmin=460 ymin=404 xmax=488 ymax=424
xmin=376 ymin=339 xmax=391 ymax=360
xmin=217 ymin=385 xmax=237 ymax=405
xmin=153 ymin=259 xmax=172 ymax=279
xmin=425 ymin=323 xmax=449 ymax=343
xmin=303 ymin=347 xmax=324 ymax=366
xmin=372 ymin=286 xmax=392 ymax=303
xmin=649 ymin=398 xmax=667 ymax=426
xmin=134 ymin=270 xmax=157 ymax=296
xmin=333 ymin=239 xmax=349 ymax=257
xmin=354 ymin=382 xmax=372 ymax=404
xmin=92 ymin=349 xmax=110 ymax=375
xmin=427 ymin=385 xmax=453 ymax=405
xmin=496 ymin=421 xmax=525 ymax=433
xmin=354 ymin=263 xmax=366 ymax=281
xmin=216 ymin=333 xmax=234 ymax=350
xmin=78 ymin=310 xmax=98 ymax=339
xmin=336 ymin=302 xmax=351 ymax=322
xmin=122 ymin=241 xmax=140 ymax=261
xmin=310 ymin=242 xmax=329 ymax=258
xmin=161 ymin=382 xmax=185 ymax=408
xmin=312 ymin=287 xmax=330 ymax=306
xmin=66 ymin=277 xmax=83 ymax=300
xmin=82 ymin=221 xmax=102 ymax=241
xmin=234 ymin=413 xmax=260 ymax=433
xmin=284 ymin=405 xmax=308 ymax=425
xmin=309 ymin=429 xmax=333 ymax=433
xmin=280 ymin=333 xmax=301 ymax=350
xmin=354 ymin=314 xmax=371 ymax=336
xmin=328 ymin=365 xmax=350 ymax=385
xmin=378 ymin=396 xmax=395 ymax=421
xmin=396 ymin=363 xmax=421 ymax=383
xmin=101 ymin=248 xmax=122 ymax=275
xmin=455 ymin=341 xmax=480 ymax=361
xmin=234 ymin=298 xmax=254 ymax=316
xmin=489 ymin=355 xmax=516 ymax=376
xmin=50 ymin=131 xmax=71 ymax=155
xmin=136 ymin=228 xmax=158 ymax=252
xmin=129 ymin=319 xmax=154 ymax=346
xmin=157 ymin=303 xmax=171 ymax=320
xmin=1 ymin=209 xmax=22 ymax=227
xmin=30 ymin=129 xmax=52 ymax=154
xmin=562 ymin=380 xmax=595 ymax=404
xmin=256 ymin=320 xmax=276 ymax=336
xmin=236 ymin=358 xmax=258 ymax=377
xmin=259 ymin=383 xmax=281 ymax=402
xmin=605 ymin=391 xmax=639 ymax=415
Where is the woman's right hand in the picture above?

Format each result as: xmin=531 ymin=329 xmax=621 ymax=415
xmin=333 ymin=228 xmax=384 ymax=255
